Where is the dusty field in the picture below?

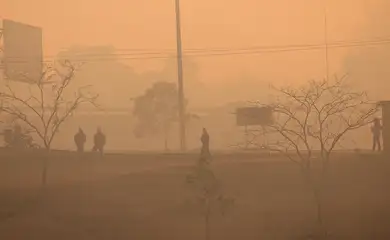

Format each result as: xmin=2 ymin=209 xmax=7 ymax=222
xmin=0 ymin=150 xmax=389 ymax=239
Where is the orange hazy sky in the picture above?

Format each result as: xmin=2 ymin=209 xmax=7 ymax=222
xmin=2 ymin=0 xmax=389 ymax=87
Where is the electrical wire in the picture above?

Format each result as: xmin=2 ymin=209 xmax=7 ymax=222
xmin=2 ymin=37 xmax=390 ymax=63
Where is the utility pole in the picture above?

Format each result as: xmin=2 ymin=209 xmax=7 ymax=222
xmin=175 ymin=0 xmax=187 ymax=151
xmin=0 ymin=29 xmax=4 ymax=81
xmin=323 ymin=0 xmax=330 ymax=81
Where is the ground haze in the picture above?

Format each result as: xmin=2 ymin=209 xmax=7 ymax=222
xmin=0 ymin=151 xmax=389 ymax=239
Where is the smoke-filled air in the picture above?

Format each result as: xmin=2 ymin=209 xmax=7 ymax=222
xmin=1 ymin=0 xmax=390 ymax=239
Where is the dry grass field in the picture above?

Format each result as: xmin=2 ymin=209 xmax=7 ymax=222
xmin=0 ymin=150 xmax=389 ymax=239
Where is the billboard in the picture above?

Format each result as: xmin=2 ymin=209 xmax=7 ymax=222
xmin=236 ymin=106 xmax=273 ymax=126
xmin=3 ymin=19 xmax=43 ymax=83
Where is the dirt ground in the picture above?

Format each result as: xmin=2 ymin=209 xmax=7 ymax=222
xmin=0 ymin=151 xmax=389 ymax=239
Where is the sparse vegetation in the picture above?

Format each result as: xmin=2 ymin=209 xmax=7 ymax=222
xmin=186 ymin=158 xmax=234 ymax=240
xmin=132 ymin=81 xmax=199 ymax=151
xmin=0 ymin=60 xmax=98 ymax=187
xmin=255 ymin=75 xmax=378 ymax=237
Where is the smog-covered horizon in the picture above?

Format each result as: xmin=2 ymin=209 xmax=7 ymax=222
xmin=3 ymin=0 xmax=390 ymax=109
xmin=1 ymin=2 xmax=390 ymax=239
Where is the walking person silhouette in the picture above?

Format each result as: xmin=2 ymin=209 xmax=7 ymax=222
xmin=92 ymin=127 xmax=106 ymax=157
xmin=371 ymin=118 xmax=382 ymax=152
xmin=200 ymin=128 xmax=211 ymax=162
xmin=74 ymin=128 xmax=86 ymax=153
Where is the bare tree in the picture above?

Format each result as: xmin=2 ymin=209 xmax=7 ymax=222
xmin=186 ymin=160 xmax=234 ymax=240
xmin=254 ymin=76 xmax=378 ymax=237
xmin=0 ymin=60 xmax=98 ymax=186
xmin=132 ymin=81 xmax=199 ymax=151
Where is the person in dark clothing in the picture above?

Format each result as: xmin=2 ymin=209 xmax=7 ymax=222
xmin=200 ymin=128 xmax=210 ymax=159
xmin=12 ymin=124 xmax=24 ymax=148
xmin=92 ymin=127 xmax=106 ymax=156
xmin=371 ymin=118 xmax=382 ymax=151
xmin=74 ymin=128 xmax=86 ymax=153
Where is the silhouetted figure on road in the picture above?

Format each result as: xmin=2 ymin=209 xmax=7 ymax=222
xmin=200 ymin=128 xmax=210 ymax=160
xmin=13 ymin=125 xmax=24 ymax=148
xmin=92 ymin=127 xmax=106 ymax=156
xmin=3 ymin=125 xmax=36 ymax=149
xmin=74 ymin=128 xmax=86 ymax=153
xmin=371 ymin=118 xmax=382 ymax=151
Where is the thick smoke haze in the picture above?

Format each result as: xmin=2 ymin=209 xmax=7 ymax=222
xmin=2 ymin=2 xmax=390 ymax=240
xmin=3 ymin=0 xmax=390 ymax=108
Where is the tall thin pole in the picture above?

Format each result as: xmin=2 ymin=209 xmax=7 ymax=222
xmin=323 ymin=0 xmax=330 ymax=81
xmin=0 ymin=29 xmax=4 ymax=81
xmin=175 ymin=0 xmax=187 ymax=151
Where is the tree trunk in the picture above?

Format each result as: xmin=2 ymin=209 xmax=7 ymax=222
xmin=41 ymin=147 xmax=50 ymax=192
xmin=164 ymin=134 xmax=168 ymax=152
xmin=164 ymin=125 xmax=169 ymax=152
xmin=205 ymin=199 xmax=211 ymax=240
xmin=303 ymin=168 xmax=327 ymax=238
xmin=313 ymin=189 xmax=323 ymax=225
xmin=313 ymin=188 xmax=328 ymax=238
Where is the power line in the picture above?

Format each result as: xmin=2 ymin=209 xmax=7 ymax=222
xmin=49 ymin=39 xmax=390 ymax=60
xmin=55 ymin=35 xmax=390 ymax=54
xmin=5 ymin=36 xmax=390 ymax=61
xmin=323 ymin=0 xmax=330 ymax=81
xmin=3 ymin=37 xmax=390 ymax=63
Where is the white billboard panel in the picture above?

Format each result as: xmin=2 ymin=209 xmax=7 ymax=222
xmin=3 ymin=19 xmax=43 ymax=83
xmin=236 ymin=107 xmax=273 ymax=126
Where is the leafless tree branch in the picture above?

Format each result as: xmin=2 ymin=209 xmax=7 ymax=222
xmin=257 ymin=76 xmax=378 ymax=168
xmin=0 ymin=60 xmax=98 ymax=149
